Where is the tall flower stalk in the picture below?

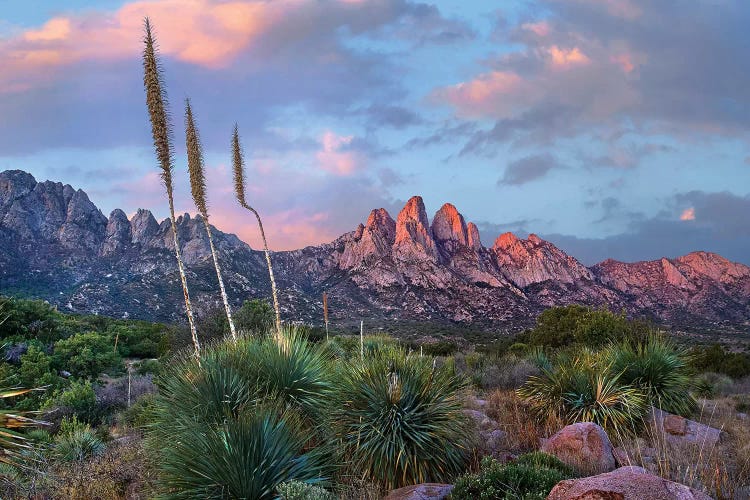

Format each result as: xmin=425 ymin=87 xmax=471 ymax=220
xmin=142 ymin=18 xmax=200 ymax=358
xmin=185 ymin=99 xmax=237 ymax=341
xmin=231 ymin=126 xmax=282 ymax=339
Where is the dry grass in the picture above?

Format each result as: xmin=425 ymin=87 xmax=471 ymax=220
xmin=483 ymin=389 xmax=562 ymax=454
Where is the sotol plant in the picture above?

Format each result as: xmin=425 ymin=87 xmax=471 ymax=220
xmin=332 ymin=350 xmax=470 ymax=490
xmin=232 ymin=127 xmax=282 ymax=338
xmin=142 ymin=18 xmax=200 ymax=358
xmin=185 ymin=99 xmax=237 ymax=341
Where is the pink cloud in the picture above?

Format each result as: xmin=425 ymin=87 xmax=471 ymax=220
xmin=0 ymin=0 xmax=288 ymax=93
xmin=680 ymin=207 xmax=695 ymax=221
xmin=316 ymin=131 xmax=362 ymax=176
xmin=521 ymin=21 xmax=550 ymax=37
xmin=547 ymin=45 xmax=590 ymax=69
xmin=435 ymin=71 xmax=523 ymax=117
xmin=610 ymin=53 xmax=635 ymax=73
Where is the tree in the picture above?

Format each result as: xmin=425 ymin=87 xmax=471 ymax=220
xmin=231 ymin=127 xmax=282 ymax=339
xmin=185 ymin=99 xmax=237 ymax=341
xmin=142 ymin=18 xmax=200 ymax=358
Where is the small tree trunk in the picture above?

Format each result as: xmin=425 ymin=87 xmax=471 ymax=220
xmin=203 ymin=220 xmax=237 ymax=341
xmin=360 ymin=320 xmax=364 ymax=361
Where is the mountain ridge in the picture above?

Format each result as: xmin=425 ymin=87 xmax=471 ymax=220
xmin=1 ymin=169 xmax=748 ymax=332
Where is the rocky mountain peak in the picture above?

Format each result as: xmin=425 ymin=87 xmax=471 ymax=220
xmin=365 ymin=208 xmax=396 ymax=241
xmin=467 ymin=222 xmax=482 ymax=249
xmin=393 ymin=196 xmax=437 ymax=261
xmin=493 ymin=231 xmax=520 ymax=249
xmin=130 ymin=209 xmax=159 ymax=244
xmin=431 ymin=203 xmax=468 ymax=247
xmin=0 ymin=170 xmax=37 ymax=208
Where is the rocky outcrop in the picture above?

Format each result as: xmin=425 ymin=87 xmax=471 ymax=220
xmin=493 ymin=232 xmax=593 ymax=288
xmin=541 ymin=422 xmax=616 ymax=475
xmin=1 ymin=169 xmax=749 ymax=329
xmin=547 ymin=466 xmax=713 ymax=500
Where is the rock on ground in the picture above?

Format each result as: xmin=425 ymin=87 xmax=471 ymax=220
xmin=547 ymin=466 xmax=713 ymax=500
xmin=384 ymin=483 xmax=454 ymax=500
xmin=541 ymin=422 xmax=616 ymax=475
xmin=648 ymin=407 xmax=725 ymax=448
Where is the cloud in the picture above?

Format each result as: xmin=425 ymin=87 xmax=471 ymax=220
xmin=546 ymin=191 xmax=750 ymax=265
xmin=435 ymin=0 xmax=750 ymax=155
xmin=680 ymin=207 xmax=695 ymax=221
xmin=316 ymin=131 xmax=364 ymax=176
xmin=498 ymin=153 xmax=564 ymax=185
xmin=0 ymin=0 xmax=469 ymax=156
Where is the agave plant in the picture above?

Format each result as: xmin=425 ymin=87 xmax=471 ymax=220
xmin=607 ymin=335 xmax=697 ymax=416
xmin=332 ymin=349 xmax=470 ymax=490
xmin=232 ymin=127 xmax=282 ymax=339
xmin=185 ymin=99 xmax=237 ymax=341
xmin=142 ymin=19 xmax=200 ymax=358
xmin=518 ymin=350 xmax=647 ymax=435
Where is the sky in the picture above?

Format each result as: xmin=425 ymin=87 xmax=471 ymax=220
xmin=1 ymin=0 xmax=749 ymax=265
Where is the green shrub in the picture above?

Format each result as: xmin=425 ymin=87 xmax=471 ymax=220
xmin=119 ymin=393 xmax=156 ymax=429
xmin=517 ymin=350 xmax=647 ymax=435
xmin=44 ymin=380 xmax=99 ymax=423
xmin=234 ymin=299 xmax=275 ymax=335
xmin=332 ymin=349 xmax=470 ymax=490
xmin=420 ymin=341 xmax=458 ymax=357
xmin=53 ymin=332 xmax=121 ymax=379
xmin=513 ymin=451 xmax=574 ymax=476
xmin=691 ymin=344 xmax=750 ymax=379
xmin=607 ymin=335 xmax=696 ymax=416
xmin=54 ymin=417 xmax=105 ymax=462
xmin=277 ymin=479 xmax=336 ymax=500
xmin=135 ymin=359 xmax=161 ymax=376
xmin=451 ymin=455 xmax=572 ymax=499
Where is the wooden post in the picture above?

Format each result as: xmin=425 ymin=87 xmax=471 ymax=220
xmin=360 ymin=320 xmax=364 ymax=361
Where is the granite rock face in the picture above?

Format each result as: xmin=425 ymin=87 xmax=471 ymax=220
xmin=2 ymin=169 xmax=749 ymax=331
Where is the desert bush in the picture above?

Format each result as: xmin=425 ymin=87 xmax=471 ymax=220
xmin=607 ymin=335 xmax=697 ymax=416
xmin=694 ymin=372 xmax=735 ymax=398
xmin=513 ymin=451 xmax=575 ymax=476
xmin=420 ymin=340 xmax=458 ymax=357
xmin=484 ymin=390 xmax=553 ymax=453
xmin=54 ymin=417 xmax=105 ymax=462
xmin=475 ymin=355 xmax=540 ymax=390
xmin=691 ymin=343 xmax=750 ymax=379
xmin=277 ymin=479 xmax=337 ymax=500
xmin=451 ymin=454 xmax=572 ymax=500
xmin=234 ymin=298 xmax=275 ymax=335
xmin=44 ymin=380 xmax=99 ymax=424
xmin=119 ymin=393 xmax=156 ymax=429
xmin=517 ymin=350 xmax=647 ymax=435
xmin=134 ymin=358 xmax=160 ymax=375
xmin=332 ymin=349 xmax=469 ymax=490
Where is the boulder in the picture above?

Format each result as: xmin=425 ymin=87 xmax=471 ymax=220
xmin=648 ymin=407 xmax=725 ymax=448
xmin=541 ymin=422 xmax=616 ymax=474
xmin=384 ymin=483 xmax=453 ymax=500
xmin=547 ymin=466 xmax=713 ymax=500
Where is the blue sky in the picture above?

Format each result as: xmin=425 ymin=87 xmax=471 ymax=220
xmin=1 ymin=0 xmax=749 ymax=264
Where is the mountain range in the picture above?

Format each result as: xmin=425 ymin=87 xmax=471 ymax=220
xmin=1 ymin=169 xmax=749 ymax=333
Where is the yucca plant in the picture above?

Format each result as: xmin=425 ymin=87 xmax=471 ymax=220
xmin=607 ymin=334 xmax=697 ymax=416
xmin=142 ymin=18 xmax=200 ymax=358
xmin=518 ymin=350 xmax=647 ymax=435
xmin=332 ymin=349 xmax=470 ymax=490
xmin=185 ymin=99 xmax=237 ymax=341
xmin=54 ymin=427 xmax=106 ymax=462
xmin=231 ymin=126 xmax=282 ymax=339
